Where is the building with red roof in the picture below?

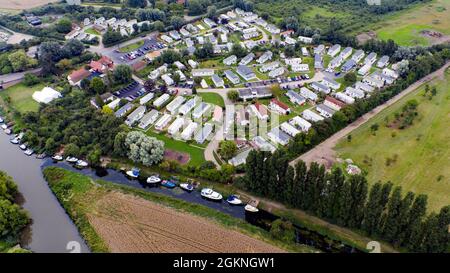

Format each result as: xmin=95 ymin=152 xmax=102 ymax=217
xmin=324 ymin=96 xmax=346 ymax=111
xmin=269 ymin=98 xmax=291 ymax=115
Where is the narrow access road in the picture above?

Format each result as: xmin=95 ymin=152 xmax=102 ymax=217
xmin=290 ymin=61 xmax=450 ymax=168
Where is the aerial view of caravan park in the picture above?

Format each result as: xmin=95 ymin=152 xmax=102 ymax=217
xmin=0 ymin=0 xmax=448 ymax=266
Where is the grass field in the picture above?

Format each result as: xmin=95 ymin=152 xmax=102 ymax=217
xmin=0 ymin=83 xmax=44 ymax=113
xmin=85 ymin=27 xmax=100 ymax=36
xmin=118 ymin=40 xmax=144 ymax=53
xmin=335 ymin=69 xmax=450 ymax=212
xmin=373 ymin=0 xmax=450 ymax=46
xmin=145 ymin=129 xmax=205 ymax=166
xmin=198 ymin=92 xmax=225 ymax=108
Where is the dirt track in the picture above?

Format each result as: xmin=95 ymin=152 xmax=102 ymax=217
xmin=87 ymin=191 xmax=285 ymax=253
xmin=290 ymin=61 xmax=450 ymax=168
xmin=0 ymin=0 xmax=58 ymax=10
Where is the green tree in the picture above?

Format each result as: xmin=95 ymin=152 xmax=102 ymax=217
xmin=90 ymin=77 xmax=107 ymax=94
xmin=344 ymin=72 xmax=357 ymax=85
xmin=64 ymin=143 xmax=80 ymax=158
xmin=113 ymin=64 xmax=132 ymax=84
xmin=227 ymin=90 xmax=239 ymax=102
xmin=55 ymin=18 xmax=72 ymax=34
xmin=218 ymin=140 xmax=237 ymax=160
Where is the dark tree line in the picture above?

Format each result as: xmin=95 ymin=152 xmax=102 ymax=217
xmin=238 ymin=150 xmax=449 ymax=252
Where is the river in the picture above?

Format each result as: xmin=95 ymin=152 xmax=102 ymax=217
xmin=0 ymin=130 xmax=90 ymax=253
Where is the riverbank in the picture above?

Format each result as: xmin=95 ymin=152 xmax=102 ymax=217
xmin=43 ymin=167 xmax=317 ymax=253
xmin=0 ymin=130 xmax=89 ymax=253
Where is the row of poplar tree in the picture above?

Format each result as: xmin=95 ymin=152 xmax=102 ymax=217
xmin=238 ymin=150 xmax=449 ymax=253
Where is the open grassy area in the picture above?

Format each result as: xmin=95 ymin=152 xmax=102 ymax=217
xmin=372 ymin=0 xmax=450 ymax=46
xmin=0 ymin=83 xmax=44 ymax=113
xmin=84 ymin=27 xmax=100 ymax=36
xmin=335 ymin=69 xmax=450 ymax=212
xmin=118 ymin=40 xmax=145 ymax=53
xmin=145 ymin=129 xmax=205 ymax=166
xmin=43 ymin=167 xmax=316 ymax=253
xmin=198 ymin=92 xmax=225 ymax=108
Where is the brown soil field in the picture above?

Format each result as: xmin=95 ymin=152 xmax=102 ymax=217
xmin=88 ymin=191 xmax=285 ymax=253
xmin=0 ymin=0 xmax=58 ymax=10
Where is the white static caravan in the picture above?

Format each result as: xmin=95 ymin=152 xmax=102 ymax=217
xmin=154 ymin=113 xmax=172 ymax=131
xmin=153 ymin=93 xmax=170 ymax=108
xmin=138 ymin=109 xmax=159 ymax=129
xmin=166 ymin=96 xmax=186 ymax=115
xmin=280 ymin=122 xmax=301 ymax=137
xmin=192 ymin=102 xmax=211 ymax=120
xmin=300 ymin=87 xmax=318 ymax=102
xmin=302 ymin=109 xmax=324 ymax=122
xmin=140 ymin=92 xmax=154 ymax=105
xmin=195 ymin=123 xmax=213 ymax=144
xmin=289 ymin=116 xmax=312 ymax=132
xmin=355 ymin=81 xmax=375 ymax=93
xmin=125 ymin=106 xmax=146 ymax=126
xmin=358 ymin=63 xmax=372 ymax=76
xmin=345 ymin=87 xmax=365 ymax=99
xmin=335 ymin=92 xmax=355 ymax=104
xmin=168 ymin=117 xmax=185 ymax=135
xmin=181 ymin=122 xmax=198 ymax=140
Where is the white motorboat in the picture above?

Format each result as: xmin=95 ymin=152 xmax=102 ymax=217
xmin=4 ymin=129 xmax=11 ymax=135
xmin=245 ymin=199 xmax=259 ymax=212
xmin=244 ymin=204 xmax=259 ymax=212
xmin=1 ymin=124 xmax=7 ymax=130
xmin=126 ymin=168 xmax=140 ymax=178
xmin=226 ymin=195 xmax=243 ymax=205
xmin=146 ymin=175 xmax=161 ymax=184
xmin=52 ymin=155 xmax=63 ymax=161
xmin=10 ymin=138 xmax=19 ymax=144
xmin=179 ymin=183 xmax=194 ymax=192
xmin=0 ymin=117 xmax=3 ymax=123
xmin=201 ymin=188 xmax=223 ymax=201
xmin=66 ymin=156 xmax=79 ymax=163
xmin=19 ymin=144 xmax=27 ymax=150
xmin=76 ymin=160 xmax=88 ymax=168
xmin=24 ymin=149 xmax=34 ymax=156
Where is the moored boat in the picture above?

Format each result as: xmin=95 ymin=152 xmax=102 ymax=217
xmin=4 ymin=129 xmax=11 ymax=135
xmin=179 ymin=183 xmax=194 ymax=192
xmin=161 ymin=179 xmax=176 ymax=188
xmin=201 ymin=188 xmax=223 ymax=201
xmin=19 ymin=144 xmax=27 ymax=150
xmin=146 ymin=175 xmax=161 ymax=184
xmin=52 ymin=155 xmax=63 ymax=161
xmin=244 ymin=199 xmax=259 ymax=212
xmin=226 ymin=195 xmax=243 ymax=205
xmin=10 ymin=138 xmax=19 ymax=144
xmin=24 ymin=149 xmax=34 ymax=156
xmin=126 ymin=168 xmax=140 ymax=178
xmin=66 ymin=156 xmax=78 ymax=163
xmin=76 ymin=160 xmax=88 ymax=168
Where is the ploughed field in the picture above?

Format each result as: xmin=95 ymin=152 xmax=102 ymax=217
xmin=0 ymin=0 xmax=59 ymax=10
xmin=88 ymin=191 xmax=284 ymax=253
xmin=45 ymin=167 xmax=287 ymax=253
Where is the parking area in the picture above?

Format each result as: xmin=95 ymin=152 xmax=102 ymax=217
xmin=112 ymin=38 xmax=165 ymax=65
xmin=114 ymin=81 xmax=146 ymax=101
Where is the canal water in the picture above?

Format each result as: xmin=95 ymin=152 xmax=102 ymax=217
xmin=1 ymin=128 xmax=360 ymax=253
xmin=0 ymin=131 xmax=90 ymax=253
